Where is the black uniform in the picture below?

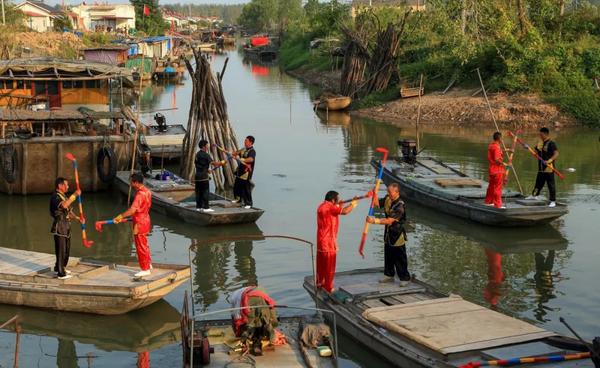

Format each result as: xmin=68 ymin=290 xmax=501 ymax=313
xmin=233 ymin=146 xmax=256 ymax=207
xmin=379 ymin=195 xmax=410 ymax=281
xmin=533 ymin=139 xmax=558 ymax=201
xmin=194 ymin=150 xmax=213 ymax=209
xmin=49 ymin=191 xmax=72 ymax=277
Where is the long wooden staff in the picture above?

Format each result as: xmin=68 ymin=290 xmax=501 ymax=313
xmin=359 ymin=147 xmax=389 ymax=258
xmin=65 ymin=153 xmax=94 ymax=248
xmin=508 ymin=131 xmax=565 ymax=180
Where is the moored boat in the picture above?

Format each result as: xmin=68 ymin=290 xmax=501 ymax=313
xmin=114 ymin=171 xmax=264 ymax=226
xmin=142 ymin=113 xmax=186 ymax=160
xmin=313 ymin=95 xmax=352 ymax=111
xmin=0 ymin=247 xmax=190 ymax=315
xmin=304 ymin=268 xmax=595 ymax=368
xmin=372 ymin=140 xmax=568 ymax=226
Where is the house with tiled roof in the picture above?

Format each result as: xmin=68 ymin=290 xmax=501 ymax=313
xmin=15 ymin=0 xmax=60 ymax=32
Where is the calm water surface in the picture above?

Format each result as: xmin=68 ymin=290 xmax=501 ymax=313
xmin=1 ymin=49 xmax=599 ymax=367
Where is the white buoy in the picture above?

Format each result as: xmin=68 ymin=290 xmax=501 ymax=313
xmin=567 ymin=168 xmax=576 ymax=172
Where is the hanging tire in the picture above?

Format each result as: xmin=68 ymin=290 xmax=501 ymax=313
xmin=97 ymin=146 xmax=117 ymax=183
xmin=1 ymin=145 xmax=18 ymax=184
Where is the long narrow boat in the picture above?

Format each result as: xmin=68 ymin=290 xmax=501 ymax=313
xmin=372 ymin=142 xmax=568 ymax=226
xmin=114 ymin=171 xmax=264 ymax=226
xmin=0 ymin=247 xmax=190 ymax=315
xmin=304 ymin=268 xmax=595 ymax=368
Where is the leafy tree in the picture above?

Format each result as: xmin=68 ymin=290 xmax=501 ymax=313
xmin=53 ymin=11 xmax=74 ymax=31
xmin=130 ymin=0 xmax=168 ymax=36
xmin=238 ymin=0 xmax=277 ymax=33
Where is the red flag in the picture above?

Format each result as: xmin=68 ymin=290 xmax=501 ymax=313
xmin=143 ymin=4 xmax=150 ymax=16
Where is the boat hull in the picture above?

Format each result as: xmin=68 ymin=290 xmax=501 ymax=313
xmin=0 ymin=135 xmax=134 ymax=195
xmin=315 ymin=97 xmax=352 ymax=111
xmin=373 ymin=159 xmax=567 ymax=226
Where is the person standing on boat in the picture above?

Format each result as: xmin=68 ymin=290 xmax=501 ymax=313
xmin=366 ymin=183 xmax=411 ymax=286
xmin=316 ymin=191 xmax=359 ymax=293
xmin=194 ymin=140 xmax=226 ymax=213
xmin=529 ymin=127 xmax=559 ymax=208
xmin=49 ymin=177 xmax=81 ymax=280
xmin=484 ymin=131 xmax=507 ymax=209
xmin=113 ymin=173 xmax=153 ymax=277
xmin=232 ymin=136 xmax=256 ymax=209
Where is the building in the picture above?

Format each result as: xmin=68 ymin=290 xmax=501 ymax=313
xmin=15 ymin=1 xmax=59 ymax=32
xmin=71 ymin=4 xmax=136 ymax=33
xmin=82 ymin=46 xmax=130 ymax=66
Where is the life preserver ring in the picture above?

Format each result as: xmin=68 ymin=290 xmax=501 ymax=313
xmin=97 ymin=146 xmax=117 ymax=183
xmin=1 ymin=145 xmax=18 ymax=184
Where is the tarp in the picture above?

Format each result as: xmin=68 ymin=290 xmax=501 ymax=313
xmin=0 ymin=58 xmax=134 ymax=87
xmin=250 ymin=36 xmax=269 ymax=47
xmin=125 ymin=58 xmax=153 ymax=75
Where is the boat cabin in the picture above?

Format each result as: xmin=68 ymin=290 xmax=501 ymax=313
xmin=0 ymin=58 xmax=133 ymax=110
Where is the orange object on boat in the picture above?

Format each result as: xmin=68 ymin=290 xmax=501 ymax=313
xmin=251 ymin=36 xmax=269 ymax=47
xmin=251 ymin=65 xmax=269 ymax=76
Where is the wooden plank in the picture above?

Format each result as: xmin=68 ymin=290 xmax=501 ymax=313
xmin=434 ymin=178 xmax=482 ymax=188
xmin=362 ymin=299 xmax=387 ymax=308
xmin=389 ymin=294 xmax=422 ymax=304
xmin=363 ymin=297 xmax=554 ymax=355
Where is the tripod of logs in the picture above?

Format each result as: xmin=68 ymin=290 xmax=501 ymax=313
xmin=180 ymin=47 xmax=240 ymax=190
xmin=341 ymin=10 xmax=411 ymax=99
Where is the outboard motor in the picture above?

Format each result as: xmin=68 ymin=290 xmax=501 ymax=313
xmin=397 ymin=139 xmax=417 ymax=164
xmin=154 ymin=113 xmax=167 ymax=133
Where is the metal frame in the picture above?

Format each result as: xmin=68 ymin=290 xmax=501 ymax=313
xmin=186 ymin=234 xmax=324 ymax=368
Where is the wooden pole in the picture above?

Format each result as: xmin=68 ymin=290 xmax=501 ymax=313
xmin=476 ymin=68 xmax=524 ymax=194
xmin=416 ymin=74 xmax=423 ymax=151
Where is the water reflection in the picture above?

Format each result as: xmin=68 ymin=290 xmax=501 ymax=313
xmin=484 ymin=249 xmax=504 ymax=309
xmin=533 ymin=250 xmax=558 ymax=323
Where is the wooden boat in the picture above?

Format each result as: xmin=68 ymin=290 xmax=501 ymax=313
xmin=304 ymin=268 xmax=595 ymax=368
xmin=143 ymin=123 xmax=186 ymax=160
xmin=313 ymin=95 xmax=352 ymax=111
xmin=0 ymin=109 xmax=134 ymax=195
xmin=243 ymin=46 xmax=278 ymax=62
xmin=114 ymin=171 xmax=264 ymax=226
xmin=372 ymin=142 xmax=568 ymax=226
xmin=0 ymin=300 xmax=181 ymax=352
xmin=0 ymin=247 xmax=190 ymax=315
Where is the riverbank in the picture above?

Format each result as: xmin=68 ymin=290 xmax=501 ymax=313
xmin=285 ymin=67 xmax=577 ymax=128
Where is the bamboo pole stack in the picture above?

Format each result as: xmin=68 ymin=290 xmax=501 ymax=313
xmin=181 ymin=47 xmax=239 ymax=190
xmin=340 ymin=22 xmax=370 ymax=98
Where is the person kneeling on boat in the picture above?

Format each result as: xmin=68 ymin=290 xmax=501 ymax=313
xmin=316 ymin=191 xmax=359 ymax=293
xmin=484 ymin=131 xmax=508 ymax=209
xmin=50 ymin=177 xmax=81 ymax=280
xmin=113 ymin=173 xmax=153 ymax=278
xmin=194 ymin=139 xmax=226 ymax=212
xmin=366 ymin=183 xmax=411 ymax=286
xmin=230 ymin=286 xmax=278 ymax=356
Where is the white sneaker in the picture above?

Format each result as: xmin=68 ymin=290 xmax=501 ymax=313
xmin=399 ymin=280 xmax=410 ymax=287
xmin=203 ymin=208 xmax=215 ymax=212
xmin=379 ymin=276 xmax=394 ymax=283
xmin=525 ymin=195 xmax=536 ymax=200
xmin=535 ymin=195 xmax=545 ymax=200
xmin=549 ymin=201 xmax=556 ymax=208
xmin=484 ymin=203 xmax=494 ymax=207
xmin=57 ymin=274 xmax=72 ymax=280
xmin=500 ymin=206 xmax=507 ymax=209
xmin=243 ymin=205 xmax=251 ymax=209
xmin=231 ymin=199 xmax=240 ymax=204
xmin=134 ymin=270 xmax=151 ymax=277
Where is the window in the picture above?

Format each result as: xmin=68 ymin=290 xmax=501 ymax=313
xmin=63 ymin=81 xmax=73 ymax=89
xmin=1 ymin=80 xmax=14 ymax=89
xmin=34 ymin=81 xmax=46 ymax=96
xmin=24 ymin=81 xmax=31 ymax=90
xmin=85 ymin=80 xmax=99 ymax=89
xmin=73 ymin=80 xmax=83 ymax=88
xmin=16 ymin=80 xmax=24 ymax=89
xmin=47 ymin=81 xmax=59 ymax=95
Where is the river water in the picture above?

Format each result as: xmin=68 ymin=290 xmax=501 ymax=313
xmin=1 ymin=48 xmax=599 ymax=367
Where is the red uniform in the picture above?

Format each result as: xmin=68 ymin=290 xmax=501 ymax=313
xmin=316 ymin=201 xmax=342 ymax=293
xmin=485 ymin=141 xmax=505 ymax=208
xmin=131 ymin=185 xmax=152 ymax=270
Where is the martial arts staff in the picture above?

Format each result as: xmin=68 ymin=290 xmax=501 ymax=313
xmin=49 ymin=177 xmax=81 ymax=280
xmin=484 ymin=131 xmax=507 ymax=208
xmin=232 ymin=136 xmax=256 ymax=209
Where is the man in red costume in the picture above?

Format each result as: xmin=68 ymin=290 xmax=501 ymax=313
xmin=484 ymin=132 xmax=507 ymax=209
xmin=114 ymin=173 xmax=153 ymax=277
xmin=316 ymin=191 xmax=359 ymax=293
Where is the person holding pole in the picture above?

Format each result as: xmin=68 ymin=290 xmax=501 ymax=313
xmin=49 ymin=177 xmax=81 ymax=280
xmin=232 ymin=136 xmax=256 ymax=209
xmin=194 ymin=139 xmax=226 ymax=212
xmin=528 ymin=127 xmax=559 ymax=208
xmin=316 ymin=191 xmax=360 ymax=293
xmin=366 ymin=183 xmax=411 ymax=286
xmin=484 ymin=132 xmax=507 ymax=209
xmin=113 ymin=173 xmax=153 ymax=277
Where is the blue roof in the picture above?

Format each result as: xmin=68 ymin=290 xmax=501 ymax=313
xmin=141 ymin=36 xmax=171 ymax=43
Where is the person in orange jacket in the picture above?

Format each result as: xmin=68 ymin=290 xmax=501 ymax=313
xmin=113 ymin=173 xmax=153 ymax=277
xmin=316 ymin=191 xmax=359 ymax=293
xmin=484 ymin=132 xmax=508 ymax=209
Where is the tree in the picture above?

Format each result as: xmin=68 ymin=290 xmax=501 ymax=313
xmin=53 ymin=11 xmax=73 ymax=31
xmin=129 ymin=0 xmax=168 ymax=36
xmin=238 ymin=0 xmax=277 ymax=32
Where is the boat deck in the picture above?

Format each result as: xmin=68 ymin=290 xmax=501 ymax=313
xmin=305 ymin=268 xmax=589 ymax=367
xmin=143 ymin=124 xmax=185 ymax=159
xmin=197 ymin=318 xmax=335 ymax=368
xmin=0 ymin=247 xmax=190 ymax=314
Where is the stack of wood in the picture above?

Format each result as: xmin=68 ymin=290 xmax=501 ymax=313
xmin=180 ymin=47 xmax=239 ymax=190
xmin=340 ymin=11 xmax=411 ymax=98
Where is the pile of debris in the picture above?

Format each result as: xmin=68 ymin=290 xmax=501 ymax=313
xmin=3 ymin=32 xmax=85 ymax=59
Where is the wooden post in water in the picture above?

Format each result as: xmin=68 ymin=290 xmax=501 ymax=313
xmin=181 ymin=47 xmax=239 ymax=189
xmin=416 ymin=74 xmax=424 ymax=152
